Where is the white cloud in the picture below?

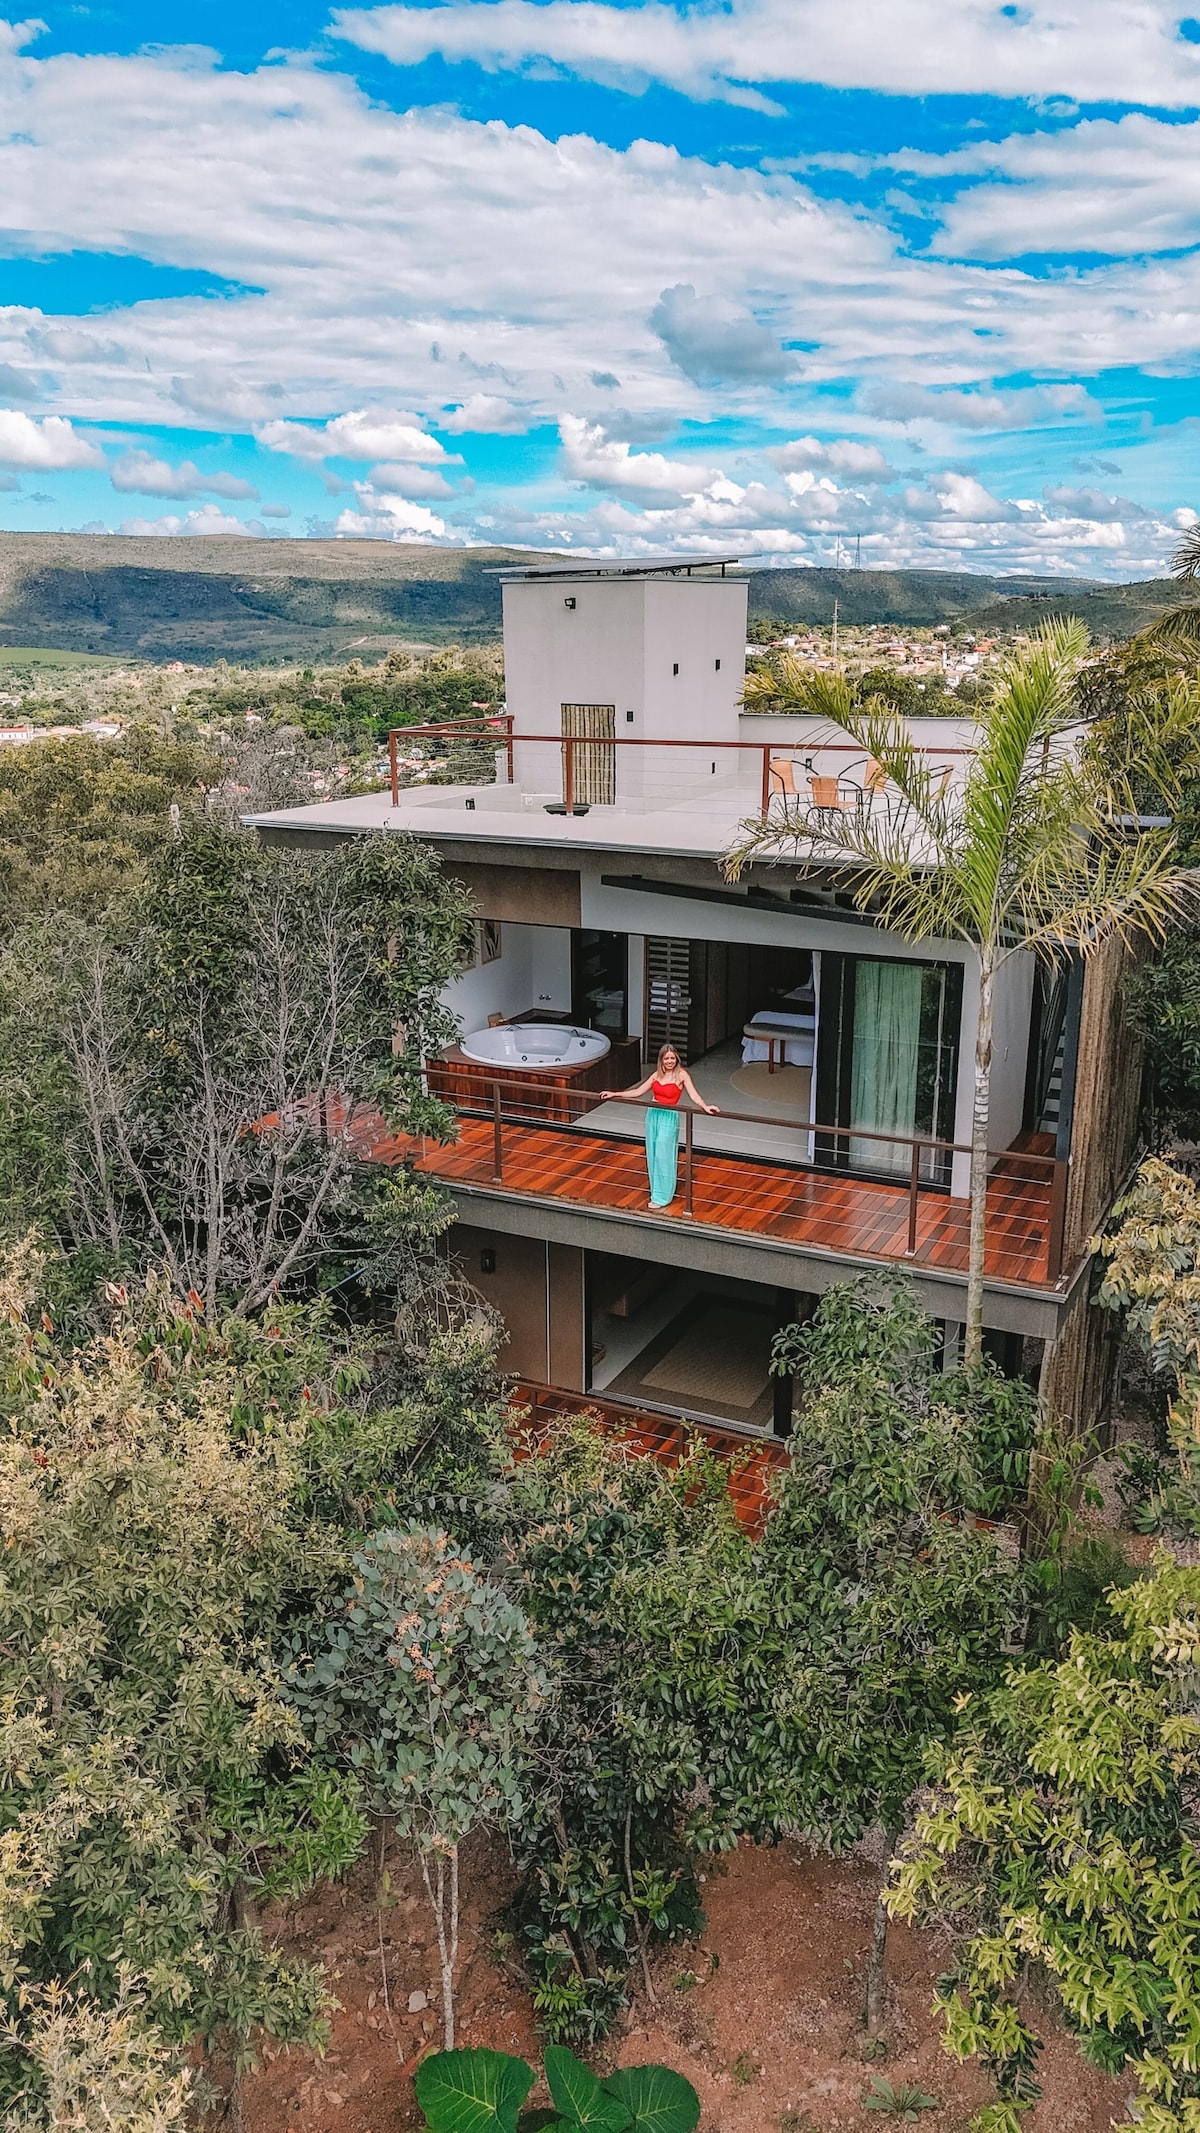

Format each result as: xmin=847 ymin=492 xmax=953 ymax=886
xmin=0 ymin=409 xmax=103 ymax=468
xmin=649 ymin=283 xmax=792 ymax=384
xmin=334 ymin=487 xmax=449 ymax=539
xmin=109 ymin=446 xmax=258 ymax=499
xmin=768 ymin=434 xmax=895 ymax=480
xmin=440 ymin=394 xmax=533 ymax=433
xmin=258 ymin=411 xmax=453 ymax=463
xmin=860 ymin=382 xmax=1100 ymax=431
xmin=911 ymin=113 xmax=1200 ymax=261
xmin=559 ymin=415 xmax=715 ymax=504
xmin=117 ymin=504 xmax=264 ymax=535
xmin=1042 ymin=484 xmax=1147 ymax=522
xmin=0 ymin=31 xmax=1192 ymax=580
xmin=367 ymin=460 xmax=457 ymax=497
xmin=332 ymin=0 xmax=1200 ymax=109
xmin=901 ymin=471 xmax=1027 ymax=523
xmin=0 ymin=38 xmax=1198 ymax=442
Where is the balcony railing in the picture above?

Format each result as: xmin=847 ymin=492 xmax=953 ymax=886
xmin=388 ymin=717 xmax=976 ymax=824
xmin=410 ymin=1072 xmax=1069 ymax=1293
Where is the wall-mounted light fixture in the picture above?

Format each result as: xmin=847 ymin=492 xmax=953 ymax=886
xmin=672 ymin=662 xmax=679 ymax=675
xmin=715 ymin=658 xmax=721 ymax=671
xmin=625 ymin=709 xmax=634 ymax=723
xmin=564 ymin=596 xmax=576 ymax=610
xmin=480 ymin=1249 xmax=496 ymax=1274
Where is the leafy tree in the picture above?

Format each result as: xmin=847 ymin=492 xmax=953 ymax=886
xmin=750 ymin=1279 xmax=1033 ymax=2032
xmin=729 ymin=618 xmax=1200 ymax=1363
xmin=0 ymin=1244 xmax=379 ymax=2121
xmin=502 ymin=1283 xmax=1034 ymax=2045
xmin=888 ymin=1563 xmax=1200 ymax=2133
xmin=0 ymin=1234 xmax=511 ymax=2117
xmin=0 ymin=819 xmax=473 ymax=1306
xmin=4 ymin=1983 xmax=193 ymax=2133
xmin=283 ymin=1524 xmax=551 ymax=2047
xmin=502 ymin=1426 xmax=736 ymax=2042
xmin=0 ymin=728 xmax=218 ymax=922
xmin=1096 ymin=1156 xmax=1200 ymax=1536
xmin=414 ymin=2043 xmax=699 ymax=2133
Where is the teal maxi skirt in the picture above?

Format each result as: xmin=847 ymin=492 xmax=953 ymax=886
xmin=645 ymin=1103 xmax=681 ymax=1207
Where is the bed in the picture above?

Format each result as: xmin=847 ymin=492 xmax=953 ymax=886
xmin=741 ymin=1003 xmax=816 ymax=1069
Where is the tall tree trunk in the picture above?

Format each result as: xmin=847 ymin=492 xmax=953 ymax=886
xmin=421 ymin=1844 xmax=460 ymax=2050
xmin=864 ymin=1824 xmax=900 ymax=2038
xmin=864 ymin=1881 xmax=890 ymax=2038
xmin=964 ymin=952 xmax=993 ymax=1370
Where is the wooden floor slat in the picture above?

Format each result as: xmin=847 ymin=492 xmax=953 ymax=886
xmin=353 ymin=1109 xmax=1058 ymax=1292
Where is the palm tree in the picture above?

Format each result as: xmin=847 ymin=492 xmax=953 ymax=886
xmin=1135 ymin=520 xmax=1200 ymax=652
xmin=727 ymin=617 xmax=1200 ymax=1368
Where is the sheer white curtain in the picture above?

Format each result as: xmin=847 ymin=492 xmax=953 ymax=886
xmin=849 ymin=960 xmax=923 ymax=1178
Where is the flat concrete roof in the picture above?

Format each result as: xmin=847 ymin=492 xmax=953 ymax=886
xmin=243 ymin=785 xmax=756 ymax=864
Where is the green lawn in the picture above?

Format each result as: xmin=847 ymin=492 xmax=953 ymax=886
xmin=0 ymin=646 xmax=133 ymax=670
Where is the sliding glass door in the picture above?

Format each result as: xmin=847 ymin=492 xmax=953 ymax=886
xmin=815 ymin=954 xmax=962 ymax=1184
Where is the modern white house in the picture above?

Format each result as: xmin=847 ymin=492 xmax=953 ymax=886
xmin=248 ymin=556 xmax=1140 ymax=1441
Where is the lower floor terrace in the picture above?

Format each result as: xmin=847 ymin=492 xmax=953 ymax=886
xmin=511 ymin=1378 xmax=789 ymax=1534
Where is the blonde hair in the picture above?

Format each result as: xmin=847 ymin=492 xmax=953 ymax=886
xmin=655 ymin=1044 xmax=681 ymax=1075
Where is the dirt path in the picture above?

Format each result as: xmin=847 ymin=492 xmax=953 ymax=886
xmin=237 ymin=1834 xmax=1126 ymax=2133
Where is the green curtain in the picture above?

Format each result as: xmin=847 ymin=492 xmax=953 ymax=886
xmin=849 ymin=960 xmax=924 ymax=1178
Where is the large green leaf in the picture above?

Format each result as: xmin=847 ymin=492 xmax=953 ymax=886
xmin=416 ymin=2048 xmax=536 ymax=2133
xmin=545 ymin=2045 xmax=631 ymax=2131
xmin=600 ymin=2067 xmax=700 ymax=2133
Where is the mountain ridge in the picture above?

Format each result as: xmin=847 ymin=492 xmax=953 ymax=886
xmin=0 ymin=534 xmax=1174 ymax=662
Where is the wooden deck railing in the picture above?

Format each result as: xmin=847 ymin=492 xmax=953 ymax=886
xmin=439 ymin=1073 xmax=1068 ymax=1289
xmin=388 ymin=717 xmax=976 ymax=824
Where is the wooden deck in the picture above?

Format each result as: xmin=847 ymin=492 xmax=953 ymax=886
xmin=510 ymin=1380 xmax=788 ymax=1536
xmin=358 ymin=1110 xmax=1061 ymax=1293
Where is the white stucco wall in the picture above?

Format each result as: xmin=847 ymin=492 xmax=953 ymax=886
xmin=443 ymin=922 xmax=533 ymax=1037
xmin=504 ymin=574 xmax=748 ymax=808
xmin=528 ymin=925 xmax=573 ymax=1013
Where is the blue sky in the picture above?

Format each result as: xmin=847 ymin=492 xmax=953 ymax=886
xmin=1 ymin=3 xmax=1200 ymax=575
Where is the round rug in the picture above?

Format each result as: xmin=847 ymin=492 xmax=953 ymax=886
xmin=729 ymin=1062 xmax=812 ymax=1105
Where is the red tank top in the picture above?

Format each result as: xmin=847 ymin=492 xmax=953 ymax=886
xmin=651 ymin=1079 xmax=681 ymax=1106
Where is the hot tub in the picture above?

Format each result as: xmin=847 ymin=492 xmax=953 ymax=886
xmin=460 ymin=1023 xmax=611 ymax=1070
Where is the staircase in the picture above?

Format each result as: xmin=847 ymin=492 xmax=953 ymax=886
xmin=1038 ymin=1019 xmax=1066 ymax=1137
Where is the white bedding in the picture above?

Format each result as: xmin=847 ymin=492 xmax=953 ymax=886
xmin=741 ymin=1006 xmax=815 ymax=1068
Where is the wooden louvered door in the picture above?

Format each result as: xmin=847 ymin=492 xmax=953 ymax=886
xmin=643 ymin=936 xmax=697 ymax=1063
xmin=561 ymin=702 xmax=616 ymax=806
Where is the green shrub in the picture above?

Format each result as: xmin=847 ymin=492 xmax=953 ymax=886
xmin=413 ymin=2045 xmax=699 ymax=2133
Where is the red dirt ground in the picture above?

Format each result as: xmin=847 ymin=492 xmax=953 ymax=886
xmin=238 ymin=1831 xmax=1127 ymax=2133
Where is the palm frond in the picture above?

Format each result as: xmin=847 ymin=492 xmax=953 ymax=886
xmin=1007 ymin=835 xmax=1200 ymax=963
xmin=1130 ymin=602 xmax=1200 ymax=651
xmin=740 ymin=658 xmax=855 ymax=722
xmin=1172 ymin=524 xmax=1200 ymax=582
xmin=723 ymin=795 xmax=962 ymax=942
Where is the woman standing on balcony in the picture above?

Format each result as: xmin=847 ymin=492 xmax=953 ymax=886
xmin=604 ymin=1045 xmax=719 ymax=1210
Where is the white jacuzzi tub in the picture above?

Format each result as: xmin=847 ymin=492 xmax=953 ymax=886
xmin=460 ymin=1023 xmax=611 ymax=1070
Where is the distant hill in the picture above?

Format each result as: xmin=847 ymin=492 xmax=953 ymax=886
xmin=0 ymin=535 xmax=1176 ymax=663
xmin=745 ymin=566 xmax=1174 ymax=638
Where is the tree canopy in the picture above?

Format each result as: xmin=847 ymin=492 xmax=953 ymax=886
xmin=890 ymin=1563 xmax=1200 ymax=2133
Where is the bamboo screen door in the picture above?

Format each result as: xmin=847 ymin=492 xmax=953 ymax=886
xmin=561 ymin=702 xmax=616 ymax=806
